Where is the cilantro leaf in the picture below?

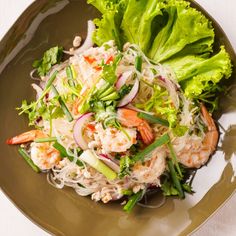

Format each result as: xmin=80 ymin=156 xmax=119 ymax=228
xmin=119 ymin=156 xmax=134 ymax=178
xmin=102 ymin=54 xmax=122 ymax=84
xmin=33 ymin=46 xmax=63 ymax=76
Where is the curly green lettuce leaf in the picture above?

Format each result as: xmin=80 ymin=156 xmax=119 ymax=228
xmin=87 ymin=0 xmax=120 ymax=13
xmin=121 ymin=0 xmax=168 ymax=53
xmin=89 ymin=0 xmax=127 ymax=49
xmin=164 ymin=46 xmax=232 ymax=97
xmin=88 ymin=0 xmax=232 ymax=105
xmin=148 ymin=0 xmax=214 ymax=62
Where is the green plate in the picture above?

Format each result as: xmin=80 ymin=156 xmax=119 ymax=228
xmin=0 ymin=1 xmax=235 ymax=235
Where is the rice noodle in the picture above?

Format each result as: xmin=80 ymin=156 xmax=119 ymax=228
xmin=25 ymin=39 xmax=206 ymax=207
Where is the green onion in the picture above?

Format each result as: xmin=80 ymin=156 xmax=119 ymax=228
xmin=133 ymin=133 xmax=170 ymax=162
xmin=51 ymin=85 xmax=74 ymax=122
xmin=66 ymin=66 xmax=76 ymax=87
xmin=123 ymin=190 xmax=143 ymax=213
xmin=18 ymin=148 xmax=40 ymax=173
xmin=79 ymin=150 xmax=117 ymax=180
xmin=167 ymin=160 xmax=184 ymax=199
xmin=63 ymin=84 xmax=81 ymax=97
xmin=96 ymin=83 xmax=111 ymax=98
xmin=45 ymin=70 xmax=58 ymax=89
xmin=100 ymin=91 xmax=120 ymax=101
xmin=135 ymin=56 xmax=142 ymax=72
xmin=98 ymin=86 xmax=114 ymax=99
xmin=34 ymin=137 xmax=57 ymax=143
xmin=66 ymin=66 xmax=74 ymax=79
xmin=137 ymin=112 xmax=169 ymax=127
xmin=70 ymin=64 xmax=77 ymax=79
xmin=167 ymin=141 xmax=183 ymax=178
xmin=53 ymin=142 xmax=83 ymax=166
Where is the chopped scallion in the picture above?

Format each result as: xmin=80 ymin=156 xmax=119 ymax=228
xmin=133 ymin=133 xmax=170 ymax=162
xmin=53 ymin=142 xmax=83 ymax=166
xmin=137 ymin=112 xmax=169 ymax=127
xmin=34 ymin=137 xmax=57 ymax=143
xmin=167 ymin=160 xmax=184 ymax=199
xmin=18 ymin=148 xmax=40 ymax=173
xmin=66 ymin=66 xmax=74 ymax=79
xmin=135 ymin=56 xmax=142 ymax=72
xmin=167 ymin=141 xmax=183 ymax=178
xmin=100 ymin=91 xmax=120 ymax=101
xmin=79 ymin=150 xmax=117 ymax=180
xmin=66 ymin=65 xmax=76 ymax=87
xmin=51 ymin=85 xmax=73 ymax=122
xmin=123 ymin=190 xmax=143 ymax=213
xmin=45 ymin=70 xmax=58 ymax=89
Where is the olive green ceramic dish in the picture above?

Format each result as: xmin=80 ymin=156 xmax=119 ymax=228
xmin=0 ymin=1 xmax=236 ymax=235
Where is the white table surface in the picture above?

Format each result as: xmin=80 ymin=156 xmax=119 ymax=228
xmin=0 ymin=1 xmax=236 ymax=235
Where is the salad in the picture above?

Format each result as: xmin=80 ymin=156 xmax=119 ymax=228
xmin=6 ymin=0 xmax=232 ymax=212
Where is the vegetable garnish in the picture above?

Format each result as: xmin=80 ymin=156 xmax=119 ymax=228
xmin=79 ymin=150 xmax=117 ymax=180
xmin=119 ymin=156 xmax=134 ymax=178
xmin=135 ymin=55 xmax=142 ymax=72
xmin=51 ymin=85 xmax=73 ymax=122
xmin=7 ymin=0 xmax=233 ymax=213
xmin=90 ymin=0 xmax=232 ymax=110
xmin=53 ymin=142 xmax=83 ymax=167
xmin=133 ymin=133 xmax=170 ymax=162
xmin=137 ymin=112 xmax=169 ymax=127
xmin=45 ymin=70 xmax=58 ymax=89
xmin=167 ymin=160 xmax=184 ymax=199
xmin=33 ymin=46 xmax=63 ymax=76
xmin=123 ymin=190 xmax=144 ymax=213
xmin=102 ymin=53 xmax=122 ymax=84
xmin=167 ymin=141 xmax=183 ymax=178
xmin=18 ymin=148 xmax=40 ymax=173
xmin=17 ymin=70 xmax=60 ymax=125
xmin=34 ymin=137 xmax=57 ymax=143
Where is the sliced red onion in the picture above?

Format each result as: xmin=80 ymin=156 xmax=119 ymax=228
xmin=73 ymin=113 xmax=94 ymax=150
xmin=74 ymin=20 xmax=95 ymax=55
xmin=118 ymin=78 xmax=139 ymax=107
xmin=98 ymin=154 xmax=120 ymax=173
xmin=31 ymin=83 xmax=43 ymax=100
xmin=116 ymin=71 xmax=133 ymax=90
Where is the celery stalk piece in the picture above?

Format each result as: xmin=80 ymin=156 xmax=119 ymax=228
xmin=80 ymin=150 xmax=117 ymax=180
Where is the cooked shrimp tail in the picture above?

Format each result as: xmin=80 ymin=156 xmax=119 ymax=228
xmin=200 ymin=104 xmax=219 ymax=153
xmin=176 ymin=104 xmax=219 ymax=168
xmin=117 ymin=108 xmax=154 ymax=145
xmin=6 ymin=130 xmax=46 ymax=145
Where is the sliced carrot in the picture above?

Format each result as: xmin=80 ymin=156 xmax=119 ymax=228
xmin=86 ymin=124 xmax=96 ymax=132
xmin=105 ymin=55 xmax=114 ymax=65
xmin=94 ymin=65 xmax=102 ymax=71
xmin=83 ymin=56 xmax=96 ymax=64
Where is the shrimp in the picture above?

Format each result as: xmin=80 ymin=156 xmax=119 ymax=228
xmin=30 ymin=142 xmax=60 ymax=170
xmin=117 ymin=108 xmax=154 ymax=145
xmin=6 ymin=130 xmax=46 ymax=145
xmin=132 ymin=148 xmax=166 ymax=185
xmin=88 ymin=123 xmax=137 ymax=153
xmin=175 ymin=104 xmax=219 ymax=168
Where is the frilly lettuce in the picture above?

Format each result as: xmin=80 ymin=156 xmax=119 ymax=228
xmin=88 ymin=0 xmax=232 ymax=105
xmin=148 ymin=0 xmax=215 ymax=62
xmin=88 ymin=0 xmax=127 ymax=49
xmin=164 ymin=46 xmax=232 ymax=97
